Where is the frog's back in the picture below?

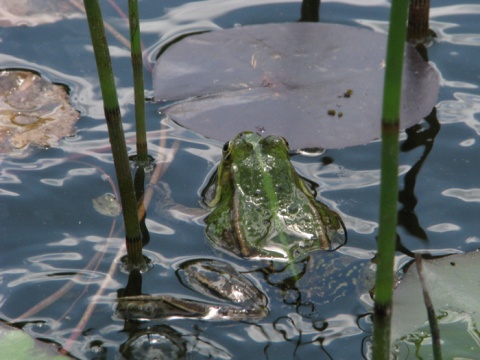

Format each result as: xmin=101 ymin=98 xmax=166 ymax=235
xmin=205 ymin=132 xmax=346 ymax=260
xmin=231 ymin=143 xmax=339 ymax=258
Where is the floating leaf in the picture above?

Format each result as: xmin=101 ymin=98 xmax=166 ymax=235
xmin=0 ymin=70 xmax=79 ymax=154
xmin=392 ymin=251 xmax=480 ymax=357
xmin=0 ymin=322 xmax=71 ymax=359
xmin=153 ymin=23 xmax=439 ymax=150
xmin=92 ymin=193 xmax=121 ymax=217
xmin=0 ymin=0 xmax=80 ymax=27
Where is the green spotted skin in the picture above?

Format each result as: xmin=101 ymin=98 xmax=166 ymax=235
xmin=204 ymin=132 xmax=345 ymax=261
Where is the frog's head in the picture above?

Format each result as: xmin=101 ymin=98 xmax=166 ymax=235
xmin=206 ymin=131 xmax=290 ymax=207
xmin=224 ymin=131 xmax=290 ymax=167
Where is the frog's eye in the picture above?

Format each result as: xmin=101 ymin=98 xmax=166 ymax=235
xmin=222 ymin=140 xmax=232 ymax=156
xmin=269 ymin=136 xmax=288 ymax=146
xmin=281 ymin=137 xmax=290 ymax=148
xmin=222 ymin=141 xmax=230 ymax=152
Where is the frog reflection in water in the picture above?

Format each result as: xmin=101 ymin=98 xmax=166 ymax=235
xmin=203 ymin=131 xmax=346 ymax=260
xmin=117 ymin=132 xmax=348 ymax=320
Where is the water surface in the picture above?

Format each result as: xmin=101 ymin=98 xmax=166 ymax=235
xmin=0 ymin=1 xmax=478 ymax=358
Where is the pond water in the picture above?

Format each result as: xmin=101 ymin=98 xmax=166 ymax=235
xmin=0 ymin=0 xmax=479 ymax=359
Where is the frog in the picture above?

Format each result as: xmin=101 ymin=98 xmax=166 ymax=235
xmin=118 ymin=132 xmax=352 ymax=321
xmin=202 ymin=131 xmax=346 ymax=261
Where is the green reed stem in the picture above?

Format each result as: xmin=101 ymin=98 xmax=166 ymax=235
xmin=372 ymin=0 xmax=410 ymax=358
xmin=84 ymin=0 xmax=145 ymax=270
xmin=128 ymin=0 xmax=148 ymax=164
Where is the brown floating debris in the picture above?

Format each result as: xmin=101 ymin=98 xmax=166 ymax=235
xmin=0 ymin=70 xmax=79 ymax=154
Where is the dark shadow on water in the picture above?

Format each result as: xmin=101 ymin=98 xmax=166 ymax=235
xmin=398 ymin=107 xmax=440 ymax=241
xmin=118 ymin=269 xmax=143 ymax=298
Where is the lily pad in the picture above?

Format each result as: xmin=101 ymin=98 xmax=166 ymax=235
xmin=391 ymin=251 xmax=480 ymax=357
xmin=0 ymin=70 xmax=79 ymax=154
xmin=0 ymin=0 xmax=80 ymax=27
xmin=0 ymin=322 xmax=71 ymax=359
xmin=153 ymin=23 xmax=439 ymax=150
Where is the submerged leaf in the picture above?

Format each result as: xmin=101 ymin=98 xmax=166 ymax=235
xmin=153 ymin=23 xmax=439 ymax=149
xmin=92 ymin=193 xmax=121 ymax=217
xmin=0 ymin=70 xmax=79 ymax=154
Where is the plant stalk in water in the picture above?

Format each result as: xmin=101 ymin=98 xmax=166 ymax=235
xmin=372 ymin=0 xmax=410 ymax=358
xmin=415 ymin=254 xmax=442 ymax=360
xmin=407 ymin=0 xmax=431 ymax=43
xmin=83 ymin=0 xmax=145 ymax=270
xmin=128 ymin=0 xmax=149 ymax=164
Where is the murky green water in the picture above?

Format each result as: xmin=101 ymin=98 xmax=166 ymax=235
xmin=0 ymin=1 xmax=479 ymax=358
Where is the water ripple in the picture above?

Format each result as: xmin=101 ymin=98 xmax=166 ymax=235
xmin=442 ymin=187 xmax=480 ymax=202
xmin=437 ymin=92 xmax=480 ymax=134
